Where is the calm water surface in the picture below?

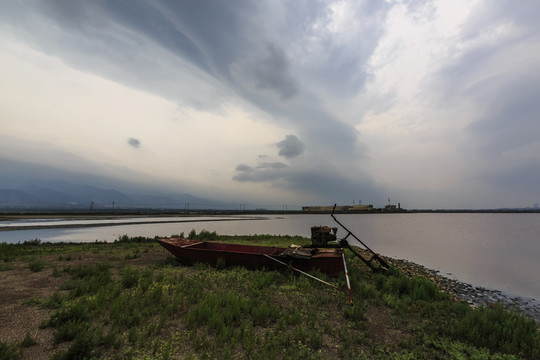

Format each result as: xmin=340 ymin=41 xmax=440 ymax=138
xmin=1 ymin=213 xmax=539 ymax=301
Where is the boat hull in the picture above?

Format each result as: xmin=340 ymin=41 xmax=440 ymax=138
xmin=157 ymin=238 xmax=344 ymax=276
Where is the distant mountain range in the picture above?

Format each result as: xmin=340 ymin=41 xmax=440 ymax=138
xmin=0 ymin=181 xmax=217 ymax=210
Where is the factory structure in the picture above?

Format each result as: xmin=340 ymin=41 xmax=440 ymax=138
xmin=302 ymin=200 xmax=403 ymax=213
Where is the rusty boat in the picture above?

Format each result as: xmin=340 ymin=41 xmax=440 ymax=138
xmin=157 ymin=238 xmax=345 ymax=276
xmin=157 ymin=205 xmax=390 ymax=305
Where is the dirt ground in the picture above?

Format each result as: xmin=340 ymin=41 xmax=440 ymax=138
xmin=0 ymin=246 xmax=167 ymax=360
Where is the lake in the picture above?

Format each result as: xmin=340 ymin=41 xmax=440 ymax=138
xmin=1 ymin=213 xmax=539 ymax=302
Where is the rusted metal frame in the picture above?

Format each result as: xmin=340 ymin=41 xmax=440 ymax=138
xmin=262 ymin=254 xmax=351 ymax=300
xmin=342 ymin=242 xmax=378 ymax=271
xmin=331 ymin=205 xmax=390 ymax=271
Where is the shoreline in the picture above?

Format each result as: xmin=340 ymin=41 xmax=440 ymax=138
xmin=386 ymin=255 xmax=540 ymax=324
xmin=0 ymin=216 xmax=265 ymax=232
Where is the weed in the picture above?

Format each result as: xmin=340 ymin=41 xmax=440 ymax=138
xmin=22 ymin=296 xmax=42 ymax=307
xmin=0 ymin=262 xmax=14 ymax=271
xmin=120 ymin=265 xmax=140 ymax=288
xmin=28 ymin=260 xmax=45 ymax=272
xmin=24 ymin=238 xmax=41 ymax=246
xmin=451 ymin=303 xmax=540 ymax=358
xmin=187 ymin=292 xmax=247 ymax=332
xmin=59 ymin=333 xmax=98 ymax=360
xmin=0 ymin=341 xmax=20 ymax=360
xmin=124 ymin=248 xmax=141 ymax=259
xmin=187 ymin=229 xmax=197 ymax=239
xmin=20 ymin=332 xmax=38 ymax=347
xmin=251 ymin=301 xmax=276 ymax=326
xmin=343 ymin=301 xmax=367 ymax=329
xmin=42 ymin=292 xmax=64 ymax=309
xmin=51 ymin=266 xmax=63 ymax=277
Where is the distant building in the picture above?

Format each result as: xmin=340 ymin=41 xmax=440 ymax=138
xmin=349 ymin=204 xmax=374 ymax=211
xmin=302 ymin=205 xmax=349 ymax=212
xmin=302 ymin=204 xmax=374 ymax=212
xmin=384 ymin=202 xmax=404 ymax=212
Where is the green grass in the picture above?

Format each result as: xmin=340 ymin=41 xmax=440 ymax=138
xmin=3 ymin=231 xmax=540 ymax=359
xmin=0 ymin=341 xmax=20 ymax=360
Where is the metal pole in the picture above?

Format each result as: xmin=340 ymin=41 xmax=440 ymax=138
xmin=342 ymin=253 xmax=354 ymax=306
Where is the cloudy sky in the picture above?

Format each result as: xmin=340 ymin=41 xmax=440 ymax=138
xmin=1 ymin=0 xmax=539 ymax=209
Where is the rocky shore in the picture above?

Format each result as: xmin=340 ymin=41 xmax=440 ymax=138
xmin=387 ymin=256 xmax=540 ymax=324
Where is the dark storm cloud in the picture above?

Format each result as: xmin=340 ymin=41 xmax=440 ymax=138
xmin=275 ymin=135 xmax=305 ymax=159
xmin=128 ymin=138 xmax=141 ymax=148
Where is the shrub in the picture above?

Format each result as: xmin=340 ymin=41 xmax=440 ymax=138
xmin=28 ymin=260 xmax=45 ymax=272
xmin=383 ymin=274 xmax=444 ymax=301
xmin=121 ymin=266 xmax=140 ymax=289
xmin=23 ymin=238 xmax=41 ymax=246
xmin=187 ymin=293 xmax=247 ymax=332
xmin=343 ymin=300 xmax=367 ymax=328
xmin=0 ymin=263 xmax=14 ymax=271
xmin=42 ymin=292 xmax=64 ymax=309
xmin=451 ymin=303 xmax=540 ymax=357
xmin=0 ymin=341 xmax=20 ymax=360
xmin=251 ymin=301 xmax=276 ymax=326
xmin=20 ymin=332 xmax=38 ymax=347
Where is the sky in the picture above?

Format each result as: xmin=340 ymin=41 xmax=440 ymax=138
xmin=1 ymin=0 xmax=540 ymax=210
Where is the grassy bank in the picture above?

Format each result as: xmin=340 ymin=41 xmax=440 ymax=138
xmin=1 ymin=231 xmax=539 ymax=359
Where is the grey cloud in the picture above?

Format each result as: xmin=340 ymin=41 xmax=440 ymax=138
xmin=251 ymin=43 xmax=298 ymax=100
xmin=232 ymin=158 xmax=385 ymax=205
xmin=276 ymin=135 xmax=305 ymax=159
xmin=235 ymin=164 xmax=252 ymax=172
xmin=467 ymin=75 xmax=540 ymax=157
xmin=431 ymin=1 xmax=540 ymax=159
xmin=289 ymin=1 xmax=391 ymax=97
xmin=0 ymin=1 xmax=379 ymax=142
xmin=488 ymin=163 xmax=540 ymax=199
xmin=425 ymin=1 xmax=540 ymax=206
xmin=286 ymin=170 xmax=385 ymax=205
xmin=233 ymin=162 xmax=288 ymax=182
xmin=128 ymin=138 xmax=141 ymax=148
xmin=0 ymin=1 xmax=398 ymax=204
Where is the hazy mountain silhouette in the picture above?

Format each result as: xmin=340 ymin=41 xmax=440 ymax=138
xmin=0 ymin=180 xmax=216 ymax=210
xmin=0 ymin=157 xmax=220 ymax=210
